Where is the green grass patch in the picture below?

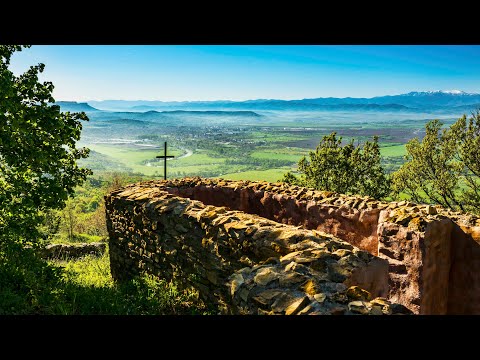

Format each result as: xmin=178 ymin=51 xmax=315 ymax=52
xmin=170 ymin=151 xmax=226 ymax=167
xmin=51 ymin=233 xmax=106 ymax=244
xmin=379 ymin=144 xmax=406 ymax=157
xmin=89 ymin=144 xmax=181 ymax=163
xmin=247 ymin=131 xmax=307 ymax=143
xmin=220 ymin=168 xmax=290 ymax=183
xmin=0 ymin=245 xmax=211 ymax=315
xmin=87 ymin=145 xmax=226 ymax=177
xmin=88 ymin=143 xmax=182 ymax=173
xmin=250 ymin=148 xmax=307 ymax=162
xmin=171 ymin=164 xmax=225 ymax=173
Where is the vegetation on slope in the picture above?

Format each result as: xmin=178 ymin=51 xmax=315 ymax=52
xmin=0 ymin=243 xmax=208 ymax=315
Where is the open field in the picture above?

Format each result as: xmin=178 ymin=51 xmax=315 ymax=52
xmin=250 ymin=148 xmax=308 ymax=162
xmin=379 ymin=144 xmax=407 ymax=158
xmin=220 ymin=168 xmax=292 ymax=183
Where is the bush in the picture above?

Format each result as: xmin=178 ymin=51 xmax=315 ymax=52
xmin=281 ymin=132 xmax=390 ymax=200
xmin=392 ymin=111 xmax=480 ymax=214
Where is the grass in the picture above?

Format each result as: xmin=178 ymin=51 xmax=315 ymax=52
xmin=247 ymin=131 xmax=307 ymax=143
xmin=89 ymin=144 xmax=227 ymax=177
xmin=89 ymin=144 xmax=181 ymax=162
xmin=220 ymin=168 xmax=290 ymax=183
xmin=170 ymin=150 xmax=225 ymax=166
xmin=379 ymin=144 xmax=407 ymax=158
xmin=250 ymin=148 xmax=307 ymax=162
xmin=51 ymin=250 xmax=208 ymax=315
xmin=52 ymin=233 xmax=106 ymax=244
xmin=87 ymin=143 xmax=182 ymax=176
xmin=0 ymin=244 xmax=211 ymax=315
xmin=171 ymin=164 xmax=225 ymax=174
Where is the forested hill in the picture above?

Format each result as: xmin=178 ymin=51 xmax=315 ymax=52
xmin=56 ymin=101 xmax=99 ymax=112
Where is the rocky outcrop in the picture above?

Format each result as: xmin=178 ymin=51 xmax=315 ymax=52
xmin=377 ymin=211 xmax=453 ymax=314
xmin=105 ymin=177 xmax=480 ymax=314
xmin=447 ymin=223 xmax=480 ymax=314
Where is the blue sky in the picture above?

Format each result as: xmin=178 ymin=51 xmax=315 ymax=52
xmin=9 ymin=45 xmax=480 ymax=101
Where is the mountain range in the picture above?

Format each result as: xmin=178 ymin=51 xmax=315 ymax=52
xmin=57 ymin=90 xmax=480 ymax=113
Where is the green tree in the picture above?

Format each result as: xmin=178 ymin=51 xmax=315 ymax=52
xmin=392 ymin=111 xmax=480 ymax=213
xmin=62 ymin=199 xmax=78 ymax=242
xmin=281 ymin=132 xmax=390 ymax=199
xmin=449 ymin=111 xmax=480 ymax=213
xmin=0 ymin=45 xmax=92 ymax=248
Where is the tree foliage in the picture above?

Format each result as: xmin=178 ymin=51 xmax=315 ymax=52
xmin=453 ymin=111 xmax=480 ymax=212
xmin=281 ymin=132 xmax=390 ymax=199
xmin=0 ymin=45 xmax=92 ymax=246
xmin=392 ymin=111 xmax=480 ymax=213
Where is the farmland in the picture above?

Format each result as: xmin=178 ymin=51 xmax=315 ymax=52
xmin=77 ymin=109 xmax=462 ymax=182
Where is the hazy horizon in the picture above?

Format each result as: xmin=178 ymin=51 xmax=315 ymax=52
xmin=9 ymin=45 xmax=480 ymax=102
xmin=71 ymin=89 xmax=476 ymax=104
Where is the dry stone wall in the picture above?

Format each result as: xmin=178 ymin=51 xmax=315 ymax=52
xmin=38 ymin=242 xmax=106 ymax=260
xmin=105 ymin=177 xmax=480 ymax=314
xmin=105 ymin=185 xmax=409 ymax=315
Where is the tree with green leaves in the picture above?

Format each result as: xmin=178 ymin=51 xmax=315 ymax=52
xmin=0 ymin=45 xmax=92 ymax=248
xmin=392 ymin=111 xmax=480 ymax=214
xmin=281 ymin=132 xmax=390 ymax=199
xmin=452 ymin=111 xmax=480 ymax=213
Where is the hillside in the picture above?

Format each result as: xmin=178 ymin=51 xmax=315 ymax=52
xmin=56 ymin=101 xmax=99 ymax=112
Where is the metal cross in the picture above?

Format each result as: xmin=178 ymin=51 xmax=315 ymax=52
xmin=156 ymin=141 xmax=174 ymax=180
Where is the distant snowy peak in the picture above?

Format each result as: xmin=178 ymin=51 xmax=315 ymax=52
xmin=404 ymin=90 xmax=478 ymax=96
xmin=443 ymin=90 xmax=465 ymax=94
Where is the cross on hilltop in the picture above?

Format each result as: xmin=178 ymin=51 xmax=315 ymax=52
xmin=156 ymin=141 xmax=174 ymax=180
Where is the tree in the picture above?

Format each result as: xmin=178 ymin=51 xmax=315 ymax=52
xmin=281 ymin=132 xmax=390 ymax=199
xmin=0 ymin=45 xmax=92 ymax=247
xmin=62 ymin=199 xmax=78 ymax=242
xmin=392 ymin=111 xmax=480 ymax=213
xmin=449 ymin=111 xmax=480 ymax=213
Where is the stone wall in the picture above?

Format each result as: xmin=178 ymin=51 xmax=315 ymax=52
xmin=447 ymin=223 xmax=480 ymax=314
xmin=38 ymin=242 xmax=106 ymax=260
xmin=105 ymin=177 xmax=480 ymax=314
xmin=164 ymin=178 xmax=382 ymax=255
xmin=105 ymin=185 xmax=410 ymax=315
